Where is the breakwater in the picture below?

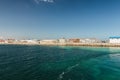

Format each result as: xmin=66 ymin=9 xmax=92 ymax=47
xmin=39 ymin=43 xmax=120 ymax=47
xmin=1 ymin=43 xmax=120 ymax=47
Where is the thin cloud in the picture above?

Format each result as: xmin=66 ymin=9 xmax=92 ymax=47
xmin=34 ymin=0 xmax=54 ymax=4
xmin=34 ymin=0 xmax=39 ymax=4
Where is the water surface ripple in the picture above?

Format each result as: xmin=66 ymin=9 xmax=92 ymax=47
xmin=0 ymin=45 xmax=120 ymax=80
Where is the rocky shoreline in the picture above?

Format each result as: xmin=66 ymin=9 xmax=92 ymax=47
xmin=39 ymin=43 xmax=120 ymax=47
xmin=1 ymin=43 xmax=120 ymax=47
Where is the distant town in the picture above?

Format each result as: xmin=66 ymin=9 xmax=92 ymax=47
xmin=0 ymin=37 xmax=120 ymax=47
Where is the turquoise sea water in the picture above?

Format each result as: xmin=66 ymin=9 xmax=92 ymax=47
xmin=0 ymin=45 xmax=120 ymax=80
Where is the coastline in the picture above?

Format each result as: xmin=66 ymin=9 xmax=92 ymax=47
xmin=39 ymin=43 xmax=120 ymax=47
xmin=1 ymin=43 xmax=120 ymax=47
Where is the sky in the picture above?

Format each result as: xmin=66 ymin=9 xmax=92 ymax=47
xmin=0 ymin=0 xmax=120 ymax=40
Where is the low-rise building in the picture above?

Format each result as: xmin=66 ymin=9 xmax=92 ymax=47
xmin=40 ymin=40 xmax=58 ymax=44
xmin=7 ymin=39 xmax=16 ymax=43
xmin=0 ymin=39 xmax=5 ymax=43
xmin=69 ymin=38 xmax=80 ymax=43
xmin=80 ymin=38 xmax=100 ymax=43
xmin=58 ymin=38 xmax=66 ymax=43
xmin=109 ymin=37 xmax=120 ymax=43
xmin=20 ymin=40 xmax=38 ymax=44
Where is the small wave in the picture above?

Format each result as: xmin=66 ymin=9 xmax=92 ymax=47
xmin=59 ymin=72 xmax=65 ymax=80
xmin=67 ymin=64 xmax=79 ymax=72
xmin=58 ymin=64 xmax=79 ymax=80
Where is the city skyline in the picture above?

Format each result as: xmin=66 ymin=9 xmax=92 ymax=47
xmin=0 ymin=0 xmax=120 ymax=39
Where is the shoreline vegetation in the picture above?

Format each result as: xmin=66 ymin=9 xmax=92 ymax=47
xmin=1 ymin=43 xmax=120 ymax=47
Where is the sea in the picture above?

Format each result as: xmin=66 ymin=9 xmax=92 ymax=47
xmin=0 ymin=45 xmax=120 ymax=80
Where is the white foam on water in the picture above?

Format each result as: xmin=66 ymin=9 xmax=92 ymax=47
xmin=67 ymin=64 xmax=79 ymax=72
xmin=58 ymin=64 xmax=79 ymax=80
xmin=59 ymin=72 xmax=65 ymax=80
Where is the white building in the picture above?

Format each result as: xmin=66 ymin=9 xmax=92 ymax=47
xmin=58 ymin=38 xmax=66 ymax=43
xmin=109 ymin=37 xmax=120 ymax=43
xmin=80 ymin=38 xmax=100 ymax=43
xmin=40 ymin=40 xmax=58 ymax=44
xmin=20 ymin=40 xmax=38 ymax=44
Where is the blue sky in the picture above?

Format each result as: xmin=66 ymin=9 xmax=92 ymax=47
xmin=0 ymin=0 xmax=120 ymax=39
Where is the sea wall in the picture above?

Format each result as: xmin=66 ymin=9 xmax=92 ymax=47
xmin=1 ymin=43 xmax=120 ymax=47
xmin=39 ymin=43 xmax=120 ymax=47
